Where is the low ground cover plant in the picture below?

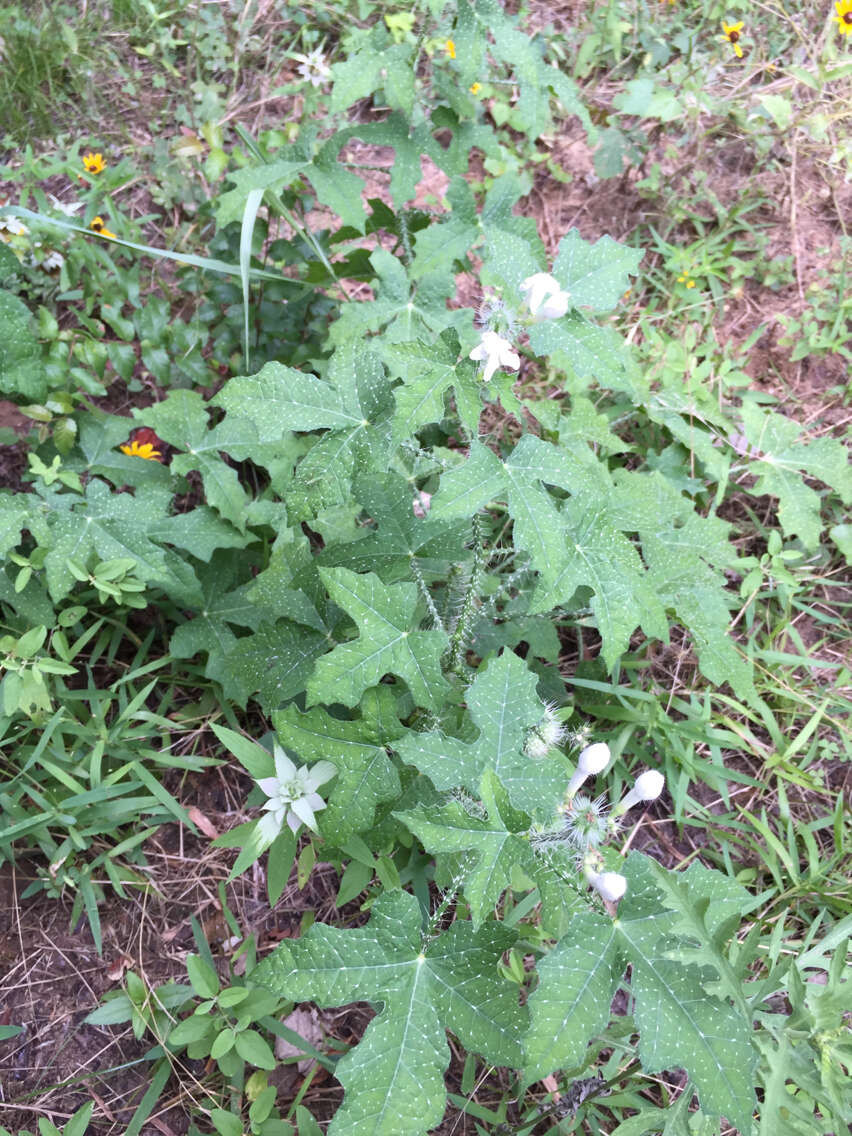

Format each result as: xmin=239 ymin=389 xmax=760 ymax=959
xmin=1 ymin=1 xmax=850 ymax=1134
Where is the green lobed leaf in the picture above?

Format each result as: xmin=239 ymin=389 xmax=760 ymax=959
xmin=617 ymin=856 xmax=757 ymax=1132
xmin=307 ymin=567 xmax=449 ymax=710
xmin=397 ymin=771 xmax=538 ymax=927
xmin=523 ymin=911 xmax=621 ymax=1081
xmin=252 ymin=889 xmax=524 ymax=1136
xmin=272 ymin=696 xmax=402 ymax=842
xmin=395 ymin=651 xmax=568 ymax=816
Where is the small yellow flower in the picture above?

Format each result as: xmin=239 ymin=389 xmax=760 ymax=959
xmin=833 ymin=0 xmax=852 ymax=33
xmin=90 ymin=216 xmax=117 ymax=239
xmin=721 ymin=21 xmax=745 ymax=57
xmin=677 ymin=274 xmax=696 ymax=288
xmin=469 ymin=82 xmax=481 ymax=95
xmin=119 ymin=440 xmax=162 ymax=461
xmin=82 ymin=151 xmax=106 ymax=175
xmin=445 ymin=38 xmax=456 ymax=59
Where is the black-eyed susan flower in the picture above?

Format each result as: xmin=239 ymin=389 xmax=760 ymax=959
xmin=82 ymin=151 xmax=106 ymax=175
xmin=721 ymin=20 xmax=745 ymax=57
xmin=469 ymin=82 xmax=481 ymax=95
xmin=445 ymin=38 xmax=456 ymax=58
xmin=119 ymin=439 xmax=162 ymax=461
xmin=90 ymin=216 xmax=117 ymax=239
xmin=833 ymin=0 xmax=852 ymax=33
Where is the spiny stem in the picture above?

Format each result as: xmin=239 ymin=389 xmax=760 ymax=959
xmin=448 ymin=512 xmax=486 ymax=675
xmin=410 ymin=556 xmax=445 ymax=634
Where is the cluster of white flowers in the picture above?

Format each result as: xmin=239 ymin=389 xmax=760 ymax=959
xmin=529 ymin=738 xmax=666 ymax=908
xmin=468 ymin=269 xmax=570 ymax=382
xmin=255 ymin=744 xmax=336 ymax=841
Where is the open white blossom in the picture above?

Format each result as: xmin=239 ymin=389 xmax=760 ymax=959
xmin=613 ymin=769 xmax=665 ymax=816
xmin=520 ymin=272 xmax=571 ymax=320
xmin=585 ymin=867 xmax=627 ymax=903
xmin=294 ymin=47 xmax=331 ymax=88
xmin=256 ymin=744 xmax=336 ymax=841
xmin=565 ymin=741 xmax=611 ymax=797
xmin=0 ymin=215 xmax=28 ymax=236
xmin=468 ymin=330 xmax=520 ymax=382
xmin=43 ymin=250 xmax=65 ymax=270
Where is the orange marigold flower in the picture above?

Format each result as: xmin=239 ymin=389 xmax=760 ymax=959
xmin=445 ymin=38 xmax=456 ymax=59
xmin=82 ymin=151 xmax=106 ymax=175
xmin=833 ymin=0 xmax=852 ymax=33
xmin=119 ymin=439 xmax=162 ymax=461
xmin=90 ymin=216 xmax=117 ymax=239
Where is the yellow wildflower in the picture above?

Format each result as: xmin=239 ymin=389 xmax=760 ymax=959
xmin=82 ymin=151 xmax=106 ymax=175
xmin=119 ymin=440 xmax=162 ymax=461
xmin=677 ymin=274 xmax=696 ymax=288
xmin=90 ymin=216 xmax=117 ymax=239
xmin=833 ymin=0 xmax=852 ymax=33
xmin=470 ymin=82 xmax=481 ymax=95
xmin=445 ymin=39 xmax=456 ymax=59
xmin=721 ymin=21 xmax=745 ymax=57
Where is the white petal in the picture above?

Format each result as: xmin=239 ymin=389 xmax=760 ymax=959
xmin=578 ymin=742 xmax=610 ymax=775
xmin=258 ymin=812 xmax=282 ymax=842
xmin=256 ymin=776 xmax=280 ymax=797
xmin=591 ymin=871 xmax=627 ymax=902
xmin=286 ymin=810 xmax=302 ymax=833
xmin=633 ymin=770 xmax=665 ymax=801
xmin=273 ymin=746 xmax=297 ymax=781
xmin=307 ymin=761 xmax=337 ymax=788
xmin=304 ymin=792 xmax=327 ymax=813
xmin=468 ymin=341 xmax=488 ymax=361
xmin=535 ymin=291 xmax=570 ymax=320
xmin=290 ymin=797 xmax=319 ymax=831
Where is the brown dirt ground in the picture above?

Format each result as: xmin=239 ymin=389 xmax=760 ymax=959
xmin=2 ymin=11 xmax=851 ymax=1133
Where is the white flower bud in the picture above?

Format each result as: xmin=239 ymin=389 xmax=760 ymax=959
xmin=586 ymin=869 xmax=627 ymax=903
xmin=565 ymin=741 xmax=611 ymax=797
xmin=614 ymin=769 xmax=665 ymax=815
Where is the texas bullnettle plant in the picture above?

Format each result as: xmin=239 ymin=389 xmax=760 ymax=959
xmin=2 ymin=2 xmax=851 ymax=1134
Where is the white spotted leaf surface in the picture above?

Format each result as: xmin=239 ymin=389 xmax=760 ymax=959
xmin=616 ymin=856 xmax=757 ymax=1132
xmin=306 ymin=567 xmax=449 ymax=710
xmin=251 ymin=890 xmax=525 ymax=1136
xmin=523 ymin=912 xmax=622 ymax=1082
xmin=394 ymin=650 xmax=568 ymax=817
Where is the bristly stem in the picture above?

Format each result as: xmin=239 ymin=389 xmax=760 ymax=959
xmin=448 ymin=512 xmax=486 ymax=676
xmin=411 ymin=556 xmax=445 ymax=634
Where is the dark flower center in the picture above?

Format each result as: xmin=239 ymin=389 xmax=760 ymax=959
xmin=728 ymin=30 xmax=740 ymax=41
xmin=844 ymin=11 xmax=852 ymax=22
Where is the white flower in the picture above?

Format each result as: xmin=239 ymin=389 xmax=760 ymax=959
xmin=42 ymin=250 xmax=65 ymax=270
xmin=613 ymin=769 xmax=665 ymax=816
xmin=468 ymin=330 xmax=520 ymax=382
xmin=565 ymin=741 xmax=611 ymax=797
xmin=48 ymin=194 xmax=84 ymax=217
xmin=294 ymin=47 xmax=331 ymax=88
xmin=520 ymin=272 xmax=571 ymax=320
xmin=256 ymin=744 xmax=336 ymax=840
xmin=0 ymin=215 xmax=28 ymax=236
xmin=585 ymin=868 xmax=627 ymax=903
